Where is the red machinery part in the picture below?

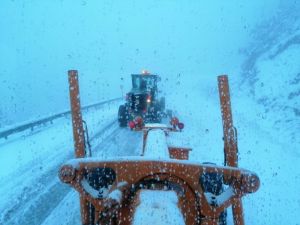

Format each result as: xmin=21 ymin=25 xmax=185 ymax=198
xmin=134 ymin=116 xmax=143 ymax=125
xmin=170 ymin=117 xmax=179 ymax=127
xmin=128 ymin=121 xmax=136 ymax=129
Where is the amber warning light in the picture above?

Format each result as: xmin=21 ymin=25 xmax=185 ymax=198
xmin=141 ymin=69 xmax=150 ymax=75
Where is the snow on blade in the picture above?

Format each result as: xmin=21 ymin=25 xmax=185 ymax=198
xmin=108 ymin=189 xmax=122 ymax=203
xmin=144 ymin=129 xmax=169 ymax=158
xmin=144 ymin=123 xmax=169 ymax=128
xmin=133 ymin=190 xmax=185 ymax=225
xmin=167 ymin=131 xmax=192 ymax=149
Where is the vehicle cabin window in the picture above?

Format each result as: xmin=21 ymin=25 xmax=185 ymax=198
xmin=132 ymin=76 xmax=156 ymax=90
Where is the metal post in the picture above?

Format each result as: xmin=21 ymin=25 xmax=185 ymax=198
xmin=217 ymin=75 xmax=238 ymax=167
xmin=217 ymin=75 xmax=244 ymax=225
xmin=68 ymin=70 xmax=85 ymax=158
xmin=68 ymin=70 xmax=91 ymax=224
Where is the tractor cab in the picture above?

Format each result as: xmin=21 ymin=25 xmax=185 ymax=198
xmin=118 ymin=72 xmax=165 ymax=127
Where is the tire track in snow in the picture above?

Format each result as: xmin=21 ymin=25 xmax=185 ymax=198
xmin=1 ymin=121 xmax=142 ymax=225
xmin=0 ymin=120 xmax=117 ymax=224
xmin=41 ymin=127 xmax=143 ymax=225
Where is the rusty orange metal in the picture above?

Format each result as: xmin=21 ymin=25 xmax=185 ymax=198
xmin=218 ymin=75 xmax=244 ymax=225
xmin=217 ymin=75 xmax=237 ymax=167
xmin=168 ymin=146 xmax=191 ymax=160
xmin=68 ymin=70 xmax=85 ymax=158
xmin=59 ymin=160 xmax=259 ymax=225
xmin=68 ymin=70 xmax=90 ymax=224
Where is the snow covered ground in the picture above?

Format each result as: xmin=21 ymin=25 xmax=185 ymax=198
xmin=0 ymin=100 xmax=142 ymax=225
xmin=164 ymin=73 xmax=300 ymax=225
xmin=1 ymin=81 xmax=299 ymax=225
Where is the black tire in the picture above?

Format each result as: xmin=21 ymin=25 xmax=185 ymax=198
xmin=166 ymin=109 xmax=172 ymax=119
xmin=118 ymin=105 xmax=127 ymax=127
xmin=152 ymin=105 xmax=162 ymax=123
xmin=153 ymin=113 xmax=162 ymax=123
xmin=160 ymin=97 xmax=165 ymax=111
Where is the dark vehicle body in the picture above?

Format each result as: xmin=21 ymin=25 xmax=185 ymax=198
xmin=118 ymin=73 xmax=165 ymax=127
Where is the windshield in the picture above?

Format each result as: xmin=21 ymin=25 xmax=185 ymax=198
xmin=132 ymin=75 xmax=157 ymax=90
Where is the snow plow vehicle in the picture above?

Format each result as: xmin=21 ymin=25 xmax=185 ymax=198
xmin=118 ymin=71 xmax=165 ymax=127
xmin=59 ymin=70 xmax=260 ymax=225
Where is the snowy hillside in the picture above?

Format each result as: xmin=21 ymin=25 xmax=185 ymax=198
xmin=238 ymin=1 xmax=300 ymax=144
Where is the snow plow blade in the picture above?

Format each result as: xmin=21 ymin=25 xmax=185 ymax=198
xmin=60 ymin=159 xmax=259 ymax=225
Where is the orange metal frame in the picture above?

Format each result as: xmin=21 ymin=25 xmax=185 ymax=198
xmin=62 ymin=71 xmax=259 ymax=225
xmin=68 ymin=70 xmax=86 ymax=158
xmin=68 ymin=70 xmax=90 ymax=223
xmin=218 ymin=75 xmax=244 ymax=225
xmin=60 ymin=160 xmax=259 ymax=225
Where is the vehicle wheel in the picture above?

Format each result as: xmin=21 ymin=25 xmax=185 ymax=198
xmin=118 ymin=105 xmax=127 ymax=127
xmin=153 ymin=113 xmax=162 ymax=123
xmin=152 ymin=105 xmax=162 ymax=123
xmin=159 ymin=97 xmax=165 ymax=111
xmin=166 ymin=109 xmax=172 ymax=118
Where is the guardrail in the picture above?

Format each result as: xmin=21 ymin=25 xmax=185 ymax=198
xmin=0 ymin=97 xmax=122 ymax=139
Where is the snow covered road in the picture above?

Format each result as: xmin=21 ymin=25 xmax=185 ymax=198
xmin=0 ymin=100 xmax=142 ymax=225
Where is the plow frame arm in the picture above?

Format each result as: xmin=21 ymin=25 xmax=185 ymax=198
xmin=59 ymin=159 xmax=259 ymax=225
xmin=218 ymin=75 xmax=244 ymax=224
